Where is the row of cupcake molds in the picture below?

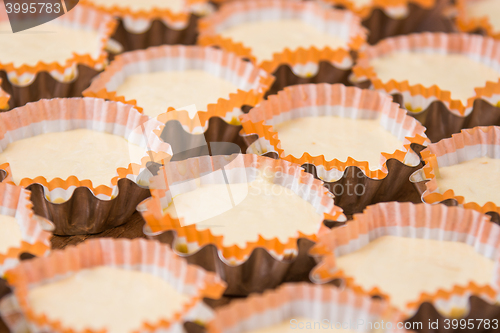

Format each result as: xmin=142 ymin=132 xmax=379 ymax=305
xmin=2 ymin=200 xmax=500 ymax=332
xmin=0 ymin=0 xmax=458 ymax=112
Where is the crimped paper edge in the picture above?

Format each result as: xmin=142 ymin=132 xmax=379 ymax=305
xmin=240 ymin=83 xmax=429 ymax=180
xmin=309 ymin=201 xmax=500 ymax=315
xmin=0 ymin=5 xmax=117 ymax=83
xmin=0 ymin=183 xmax=51 ymax=270
xmin=0 ymin=97 xmax=171 ymax=201
xmin=197 ymin=0 xmax=367 ymax=74
xmin=83 ymin=44 xmax=274 ymax=127
xmin=352 ymin=32 xmax=500 ymax=116
xmin=206 ymin=283 xmax=405 ymax=333
xmin=140 ymin=154 xmax=345 ymax=264
xmin=420 ymin=126 xmax=500 ymax=215
xmin=4 ymin=238 xmax=226 ymax=333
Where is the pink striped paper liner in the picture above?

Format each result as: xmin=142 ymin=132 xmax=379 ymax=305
xmin=198 ymin=0 xmax=367 ymax=76
xmin=139 ymin=154 xmax=345 ymax=265
xmin=352 ymin=32 xmax=500 ymax=116
xmin=208 ymin=283 xmax=408 ymax=333
xmin=83 ymin=44 xmax=274 ymax=124
xmin=240 ymin=83 xmax=429 ymax=182
xmin=0 ymin=182 xmax=51 ymax=275
xmin=1 ymin=238 xmax=226 ymax=333
xmin=418 ymin=126 xmax=500 ymax=215
xmin=310 ymin=201 xmax=500 ymax=316
xmin=0 ymin=97 xmax=171 ymax=202
xmin=0 ymin=3 xmax=117 ymax=85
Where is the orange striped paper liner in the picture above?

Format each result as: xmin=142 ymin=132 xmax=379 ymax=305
xmin=140 ymin=154 xmax=345 ymax=264
xmin=80 ymin=0 xmax=209 ymax=28
xmin=0 ymin=4 xmax=117 ymax=85
xmin=352 ymin=32 xmax=500 ymax=116
xmin=4 ymin=238 xmax=226 ymax=333
xmin=198 ymin=0 xmax=367 ymax=75
xmin=207 ymin=283 xmax=408 ymax=333
xmin=0 ymin=98 xmax=171 ymax=202
xmin=240 ymin=83 xmax=429 ymax=181
xmin=0 ymin=182 xmax=51 ymax=275
xmin=419 ymin=126 xmax=500 ymax=215
xmin=320 ymin=0 xmax=436 ymax=19
xmin=310 ymin=201 xmax=500 ymax=315
xmin=456 ymin=0 xmax=500 ymax=40
xmin=83 ymin=44 xmax=274 ymax=125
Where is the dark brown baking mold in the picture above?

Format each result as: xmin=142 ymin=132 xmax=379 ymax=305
xmin=0 ymin=65 xmax=100 ymax=110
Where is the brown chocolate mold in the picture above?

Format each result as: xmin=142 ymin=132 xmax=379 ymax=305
xmin=342 ymin=1 xmax=456 ymax=45
xmin=300 ymin=143 xmax=426 ymax=218
xmin=265 ymin=61 xmax=352 ymax=97
xmin=27 ymin=178 xmax=150 ymax=236
xmin=351 ymin=85 xmax=500 ymax=143
xmin=111 ymin=15 xmax=201 ymax=53
xmin=0 ymin=65 xmax=100 ymax=110
xmin=146 ymin=229 xmax=317 ymax=296
xmin=406 ymin=296 xmax=500 ymax=333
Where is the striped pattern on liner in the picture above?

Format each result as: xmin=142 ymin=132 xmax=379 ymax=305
xmin=0 ymin=4 xmax=116 ymax=84
xmin=140 ymin=154 xmax=345 ymax=264
xmin=83 ymin=44 xmax=274 ymax=128
xmin=353 ymin=32 xmax=500 ymax=116
xmin=240 ymin=83 xmax=428 ymax=181
xmin=420 ymin=125 xmax=500 ymax=215
xmin=0 ymin=182 xmax=51 ymax=275
xmin=208 ymin=283 xmax=407 ymax=333
xmin=0 ymin=97 xmax=172 ymax=201
xmin=198 ymin=0 xmax=367 ymax=74
xmin=310 ymin=201 xmax=500 ymax=315
xmin=2 ymin=238 xmax=226 ymax=333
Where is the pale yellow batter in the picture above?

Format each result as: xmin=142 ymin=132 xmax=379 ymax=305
xmin=0 ymin=215 xmax=22 ymax=254
xmin=115 ymin=70 xmax=239 ymax=118
xmin=28 ymin=266 xmax=190 ymax=333
xmin=436 ymin=156 xmax=500 ymax=206
xmin=272 ymin=116 xmax=403 ymax=169
xmin=87 ymin=0 xmax=186 ymax=13
xmin=466 ymin=0 xmax=500 ymax=32
xmin=165 ymin=178 xmax=323 ymax=247
xmin=248 ymin=317 xmax=356 ymax=333
xmin=0 ymin=129 xmax=145 ymax=187
xmin=369 ymin=52 xmax=500 ymax=103
xmin=336 ymin=235 xmax=494 ymax=309
xmin=219 ymin=19 xmax=348 ymax=62
xmin=0 ymin=22 xmax=101 ymax=67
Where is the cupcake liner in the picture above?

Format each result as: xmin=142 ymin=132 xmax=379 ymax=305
xmin=412 ymin=126 xmax=500 ymax=217
xmin=1 ymin=238 xmax=226 ymax=333
xmin=207 ymin=283 xmax=407 ymax=333
xmin=352 ymin=32 xmax=500 ymax=119
xmin=241 ymin=83 xmax=428 ymax=181
xmin=139 ymin=154 xmax=345 ymax=295
xmin=456 ymin=0 xmax=500 ymax=39
xmin=198 ymin=0 xmax=367 ymax=88
xmin=0 ymin=97 xmax=171 ymax=235
xmin=320 ymin=0 xmax=453 ymax=45
xmin=310 ymin=201 xmax=500 ymax=317
xmin=0 ymin=5 xmax=117 ymax=109
xmin=83 ymin=44 xmax=274 ymax=123
xmin=80 ymin=0 xmax=213 ymax=52
xmin=0 ymin=183 xmax=52 ymax=276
